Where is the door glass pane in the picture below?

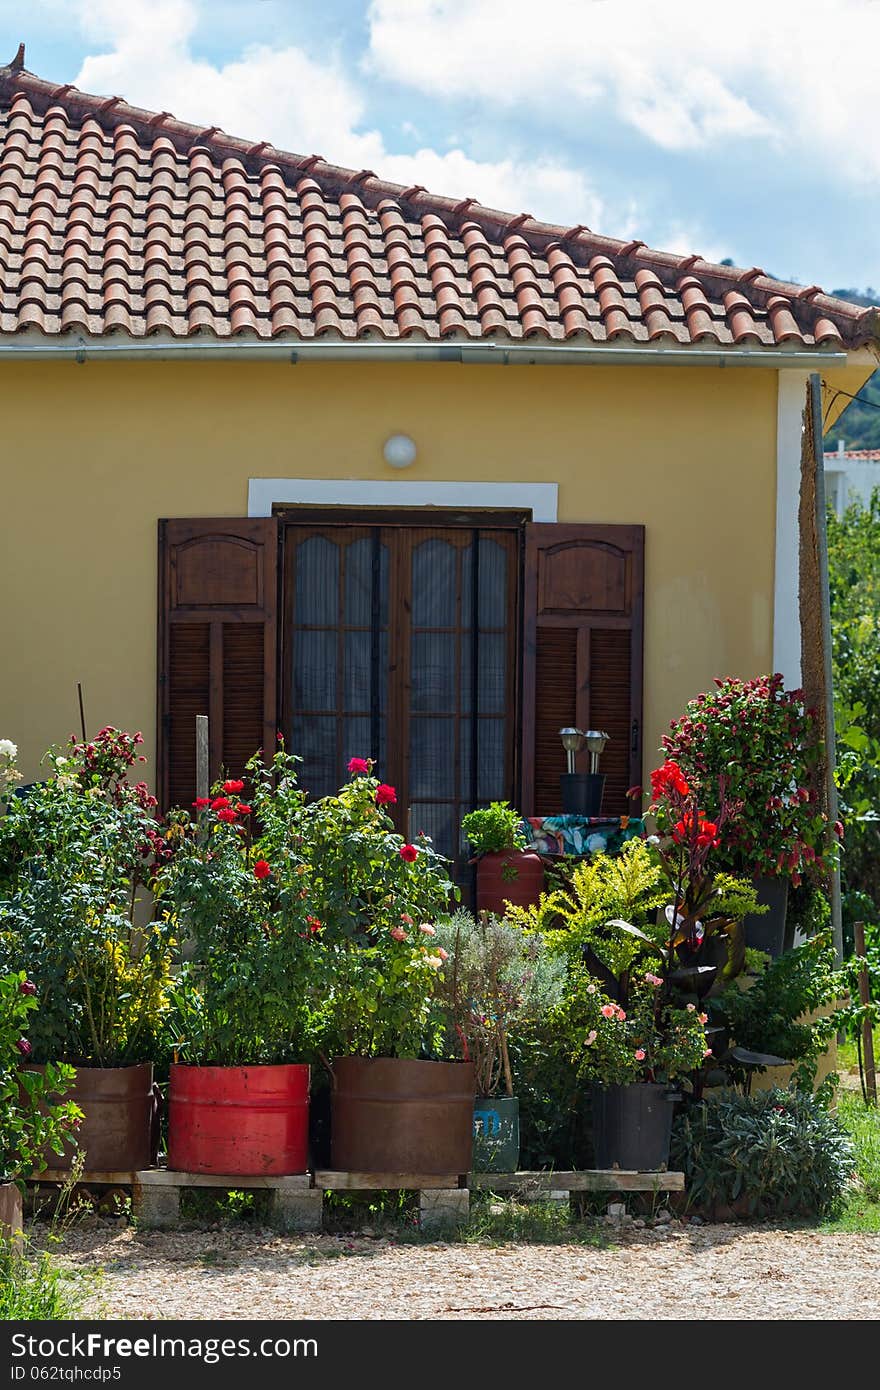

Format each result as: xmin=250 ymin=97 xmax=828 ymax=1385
xmin=345 ymin=536 xmax=388 ymax=626
xmin=478 ymin=536 xmax=508 ymax=628
xmin=412 ymin=538 xmax=457 ymax=627
xmin=411 ymin=632 xmax=457 ymax=712
xmin=409 ymin=716 xmax=455 ymax=798
xmin=410 ymin=802 xmax=456 ymax=864
xmin=295 ymin=536 xmax=338 ymax=626
xmin=293 ymin=630 xmax=336 ymax=709
xmin=477 ymin=718 xmax=507 ymax=802
xmin=344 ymin=630 xmax=371 ymax=710
xmin=291 ymin=714 xmax=337 ymax=798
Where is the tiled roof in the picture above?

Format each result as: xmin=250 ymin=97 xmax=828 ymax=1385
xmin=1 ymin=48 xmax=877 ymax=350
xmin=825 ymin=449 xmax=880 ymax=461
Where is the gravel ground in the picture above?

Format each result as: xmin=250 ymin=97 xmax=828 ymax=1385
xmin=44 ymin=1220 xmax=880 ymax=1321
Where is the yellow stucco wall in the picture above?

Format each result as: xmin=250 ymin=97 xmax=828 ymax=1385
xmin=1 ymin=359 xmax=784 ymax=788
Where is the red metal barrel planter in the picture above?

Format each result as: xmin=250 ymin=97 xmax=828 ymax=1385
xmin=168 ymin=1064 xmax=310 ymax=1176
xmin=476 ymin=849 xmax=545 ymax=917
xmin=331 ymin=1057 xmax=475 ymax=1174
xmin=35 ymin=1063 xmax=155 ymax=1171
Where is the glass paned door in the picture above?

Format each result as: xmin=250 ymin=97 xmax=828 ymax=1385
xmin=283 ymin=519 xmax=519 ymax=882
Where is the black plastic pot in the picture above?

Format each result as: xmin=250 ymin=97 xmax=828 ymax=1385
xmin=743 ymin=876 xmax=791 ymax=957
xmin=472 ymin=1096 xmax=520 ymax=1172
xmin=560 ymin=773 xmax=605 ymax=816
xmin=591 ymin=1083 xmax=679 ymax=1170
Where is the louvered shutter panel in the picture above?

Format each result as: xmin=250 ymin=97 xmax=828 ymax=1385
xmin=158 ymin=519 xmax=278 ymax=810
xmin=521 ymin=523 xmax=644 ymax=816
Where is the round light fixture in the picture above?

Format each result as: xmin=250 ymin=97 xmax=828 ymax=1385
xmin=383 ymin=433 xmax=417 ymax=469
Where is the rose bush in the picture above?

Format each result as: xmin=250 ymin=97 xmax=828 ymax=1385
xmin=661 ymin=675 xmax=835 ymax=885
xmin=0 ymin=971 xmax=80 ymax=1184
xmin=0 ymin=730 xmax=176 ymax=1066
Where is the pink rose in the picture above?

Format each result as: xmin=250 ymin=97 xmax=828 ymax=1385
xmin=347 ymin=757 xmax=370 ymax=775
xmin=600 ymin=1004 xmax=616 ymax=1019
xmin=635 ymin=1048 xmax=646 ymax=1061
xmin=390 ymin=926 xmax=408 ymax=942
xmin=436 ymin=947 xmax=449 ymax=961
xmin=584 ymin=1030 xmax=598 ymax=1046
xmin=419 ymin=924 xmax=436 ymax=936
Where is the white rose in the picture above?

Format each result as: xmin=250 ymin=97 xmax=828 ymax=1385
xmin=0 ymin=739 xmax=17 ymax=759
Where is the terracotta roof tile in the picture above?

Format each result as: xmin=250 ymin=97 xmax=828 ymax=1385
xmin=0 ymin=53 xmax=877 ymax=351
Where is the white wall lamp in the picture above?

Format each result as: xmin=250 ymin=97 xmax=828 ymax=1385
xmin=383 ymin=433 xmax=417 ymax=469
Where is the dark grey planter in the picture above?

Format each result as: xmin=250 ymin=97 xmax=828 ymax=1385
xmin=472 ymin=1096 xmax=520 ymax=1172
xmin=743 ymin=876 xmax=791 ymax=958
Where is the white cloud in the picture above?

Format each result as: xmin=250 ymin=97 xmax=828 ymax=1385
xmin=367 ymin=0 xmax=880 ymax=184
xmin=68 ymin=0 xmax=611 ymax=230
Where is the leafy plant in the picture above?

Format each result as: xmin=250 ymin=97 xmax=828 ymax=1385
xmin=711 ymin=933 xmax=852 ymax=1088
xmin=461 ymin=802 xmax=527 ymax=855
xmin=671 ymin=1088 xmax=855 ymax=1219
xmin=296 ymin=756 xmax=457 ymax=1059
xmin=433 ymin=910 xmax=565 ymax=1095
xmin=0 ymin=972 xmax=80 ymax=1184
xmin=161 ymin=749 xmax=322 ymax=1066
xmin=0 ymin=730 xmax=176 ymax=1066
xmin=552 ymin=966 xmax=709 ymax=1087
xmin=661 ymin=675 xmax=836 ymax=885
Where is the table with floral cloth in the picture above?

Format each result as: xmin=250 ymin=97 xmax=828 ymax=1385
xmin=520 ymin=815 xmax=646 ymax=859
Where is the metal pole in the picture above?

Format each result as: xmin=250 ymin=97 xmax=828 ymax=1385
xmin=854 ymin=921 xmax=877 ymax=1105
xmin=808 ymin=373 xmax=843 ymax=963
xmin=195 ymin=715 xmax=210 ymax=803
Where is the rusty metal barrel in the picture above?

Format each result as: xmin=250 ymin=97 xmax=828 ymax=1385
xmin=330 ymin=1057 xmax=475 ymax=1174
xmin=35 ymin=1062 xmax=155 ymax=1171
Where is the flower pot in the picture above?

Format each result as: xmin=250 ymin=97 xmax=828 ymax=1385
xmin=35 ymin=1062 xmax=156 ymax=1172
xmin=591 ymin=1082 xmax=679 ymax=1171
xmin=560 ymin=773 xmax=605 ymax=816
xmin=472 ymin=1095 xmax=520 ymax=1173
xmin=743 ymin=876 xmax=791 ymax=958
xmin=475 ymin=850 xmax=545 ymax=917
xmin=0 ymin=1182 xmax=23 ymax=1249
xmin=330 ymin=1057 xmax=475 ymax=1175
xmin=168 ymin=1064 xmax=310 ymax=1176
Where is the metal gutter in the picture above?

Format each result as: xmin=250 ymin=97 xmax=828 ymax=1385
xmin=0 ymin=336 xmax=849 ymax=368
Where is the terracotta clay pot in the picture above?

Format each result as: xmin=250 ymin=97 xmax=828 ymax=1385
xmin=475 ymin=850 xmax=545 ymax=917
xmin=35 ymin=1063 xmax=156 ymax=1172
xmin=0 ymin=1182 xmax=23 ymax=1249
xmin=331 ymin=1057 xmax=475 ymax=1175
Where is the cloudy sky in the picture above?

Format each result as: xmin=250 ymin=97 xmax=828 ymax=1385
xmin=3 ymin=0 xmax=878 ymax=293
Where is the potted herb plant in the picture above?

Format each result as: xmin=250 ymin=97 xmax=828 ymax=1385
xmin=662 ymin=675 xmax=837 ymax=955
xmin=0 ymin=730 xmax=174 ymax=1172
xmin=433 ymin=910 xmax=565 ymax=1172
xmin=303 ymin=758 xmax=475 ymax=1176
xmin=160 ymin=748 xmax=320 ymax=1176
xmin=461 ymin=801 xmax=544 ymax=917
xmin=1 ymin=971 xmax=81 ymax=1243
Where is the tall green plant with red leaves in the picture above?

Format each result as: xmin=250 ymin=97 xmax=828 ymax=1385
xmin=661 ymin=675 xmax=837 ymax=886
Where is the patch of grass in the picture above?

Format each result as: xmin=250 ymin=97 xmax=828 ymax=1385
xmin=178 ymin=1187 xmax=268 ymax=1224
xmin=0 ymin=1237 xmax=95 ymax=1320
xmin=322 ymin=1188 xmax=419 ymax=1235
xmin=460 ymin=1194 xmax=605 ymax=1246
xmin=822 ymin=1092 xmax=880 ymax=1231
xmin=837 ymin=1028 xmax=880 ymax=1081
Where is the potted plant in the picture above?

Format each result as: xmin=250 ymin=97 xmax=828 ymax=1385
xmin=302 ymin=757 xmax=475 ymax=1176
xmin=0 ymin=729 xmax=174 ymax=1171
xmin=160 ymin=748 xmax=320 ymax=1176
xmin=662 ymin=675 xmax=838 ymax=955
xmin=433 ymin=910 xmax=565 ymax=1172
xmin=1 ymin=971 xmax=80 ymax=1244
xmin=461 ymin=801 xmax=544 ymax=916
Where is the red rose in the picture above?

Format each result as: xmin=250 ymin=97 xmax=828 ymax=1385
xmin=399 ymin=843 xmax=419 ymax=862
xmin=217 ymin=807 xmax=237 ymax=823
xmin=19 ymin=980 xmax=36 ymax=996
xmin=16 ymin=1038 xmax=32 ymax=1058
xmin=192 ymin=797 xmax=210 ymax=810
xmin=211 ymin=796 xmax=231 ymax=810
xmin=347 ymin=757 xmax=370 ymax=775
xmin=253 ymin=859 xmax=271 ymax=880
xmin=306 ymin=916 xmax=323 ymax=934
xmin=236 ymin=803 xmax=252 ymax=815
xmin=376 ymin=783 xmax=397 ymax=806
xmin=223 ymin=780 xmax=245 ymax=794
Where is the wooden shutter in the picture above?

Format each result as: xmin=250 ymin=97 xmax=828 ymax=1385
xmin=521 ymin=523 xmax=644 ymax=816
xmin=158 ymin=519 xmax=278 ymax=810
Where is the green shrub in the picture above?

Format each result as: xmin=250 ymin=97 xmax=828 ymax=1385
xmin=461 ymin=802 xmax=526 ymax=855
xmin=672 ymin=1089 xmax=855 ymax=1219
xmin=0 ymin=1239 xmax=91 ymax=1319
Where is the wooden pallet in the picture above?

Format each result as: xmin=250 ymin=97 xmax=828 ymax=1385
xmin=28 ymin=1166 xmax=685 ymax=1232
